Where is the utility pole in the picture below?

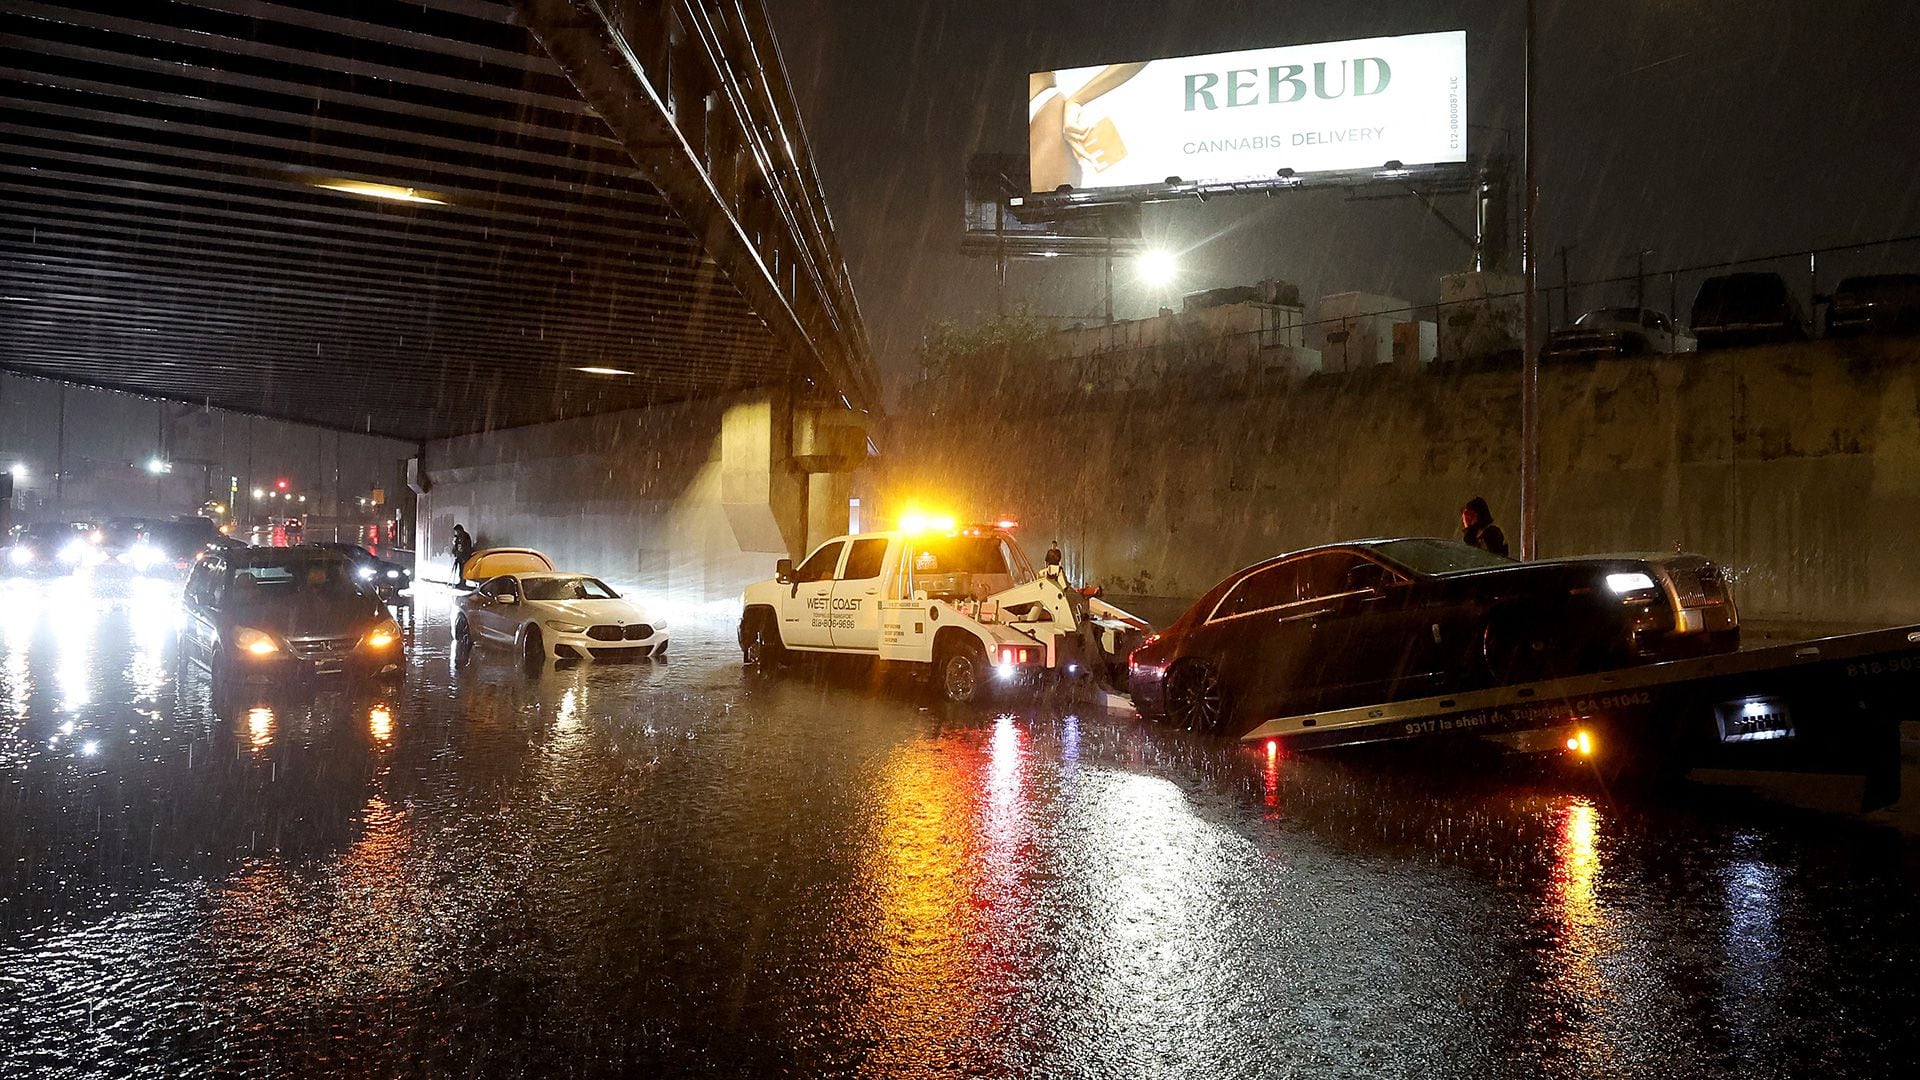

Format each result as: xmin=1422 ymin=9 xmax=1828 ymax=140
xmin=1558 ymin=244 xmax=1574 ymax=325
xmin=1520 ymin=0 xmax=1540 ymax=560
xmin=1632 ymin=248 xmax=1653 ymax=311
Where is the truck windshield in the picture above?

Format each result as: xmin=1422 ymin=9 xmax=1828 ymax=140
xmin=910 ymin=536 xmax=1012 ymax=576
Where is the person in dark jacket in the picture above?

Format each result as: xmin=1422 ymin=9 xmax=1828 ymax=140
xmin=450 ymin=523 xmax=474 ymax=585
xmin=1460 ymin=497 xmax=1511 ymax=558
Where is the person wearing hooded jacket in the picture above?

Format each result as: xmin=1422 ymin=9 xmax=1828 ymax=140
xmin=449 ymin=523 xmax=474 ymax=586
xmin=1460 ymin=497 xmax=1511 ymax=558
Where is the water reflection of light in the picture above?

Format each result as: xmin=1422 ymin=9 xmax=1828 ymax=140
xmin=1718 ymin=835 xmax=1785 ymax=1038
xmin=854 ymin=739 xmax=983 ymax=1068
xmin=53 ymin=594 xmax=100 ymax=712
xmin=247 ymin=706 xmax=275 ymax=751
xmin=555 ymin=687 xmax=580 ymax=732
xmin=368 ymin=705 xmax=394 ymax=744
xmin=1262 ymin=740 xmax=1280 ymax=813
xmin=125 ymin=577 xmax=177 ymax=700
xmin=1540 ymin=796 xmax=1614 ymax=1058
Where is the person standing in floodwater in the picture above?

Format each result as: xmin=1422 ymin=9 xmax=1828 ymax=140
xmin=450 ymin=522 xmax=474 ymax=586
xmin=1460 ymin=497 xmax=1511 ymax=558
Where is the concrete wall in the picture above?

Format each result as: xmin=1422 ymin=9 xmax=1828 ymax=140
xmin=872 ymin=339 xmax=1920 ymax=624
xmin=418 ymin=389 xmax=857 ymax=604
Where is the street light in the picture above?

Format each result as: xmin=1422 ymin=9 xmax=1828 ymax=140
xmin=7 ymin=463 xmax=24 ymax=481
xmin=252 ymin=488 xmax=264 ymax=499
xmin=145 ymin=457 xmax=171 ymax=475
xmin=1136 ymin=249 xmax=1178 ymax=287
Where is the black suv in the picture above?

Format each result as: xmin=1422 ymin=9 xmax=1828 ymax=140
xmin=1824 ymin=274 xmax=1920 ymax=337
xmin=182 ymin=546 xmax=403 ymax=690
xmin=1690 ymin=272 xmax=1808 ymax=350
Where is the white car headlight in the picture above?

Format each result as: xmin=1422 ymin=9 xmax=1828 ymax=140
xmin=545 ymin=620 xmax=587 ymax=634
xmin=1605 ymin=571 xmax=1658 ymax=595
xmin=7 ymin=546 xmax=31 ymax=567
xmin=357 ymin=566 xmax=376 ymax=580
xmin=129 ymin=543 xmax=162 ymax=570
xmin=59 ymin=539 xmax=89 ymax=564
xmin=386 ymin=569 xmax=400 ymax=579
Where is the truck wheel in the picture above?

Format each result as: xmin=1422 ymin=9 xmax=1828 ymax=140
xmin=742 ymin=613 xmax=786 ymax=668
xmin=1167 ymin=661 xmax=1230 ymax=734
xmin=936 ymin=638 xmax=988 ymax=703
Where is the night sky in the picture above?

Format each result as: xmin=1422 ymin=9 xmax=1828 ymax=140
xmin=770 ymin=0 xmax=1920 ymax=387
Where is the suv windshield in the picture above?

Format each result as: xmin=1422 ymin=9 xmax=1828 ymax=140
xmin=1366 ymin=538 xmax=1516 ymax=575
xmin=522 ymin=576 xmax=619 ymax=601
xmin=230 ymin=557 xmax=362 ymax=600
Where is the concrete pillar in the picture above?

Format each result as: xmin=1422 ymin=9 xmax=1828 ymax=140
xmin=719 ymin=388 xmax=806 ymax=556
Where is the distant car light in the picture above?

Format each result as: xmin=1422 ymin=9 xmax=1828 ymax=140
xmin=357 ymin=566 xmax=376 ymax=580
xmin=545 ymin=620 xmax=588 ymax=634
xmin=128 ymin=542 xmax=162 ymax=570
xmin=59 ymin=538 xmax=91 ymax=564
xmin=1605 ymin=572 xmax=1657 ymax=595
xmin=8 ymin=546 xmax=31 ymax=567
xmin=235 ymin=627 xmax=279 ymax=656
xmin=386 ymin=569 xmax=401 ymax=579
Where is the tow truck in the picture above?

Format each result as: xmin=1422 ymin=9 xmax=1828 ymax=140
xmin=738 ymin=518 xmax=1149 ymax=702
xmin=1239 ymin=623 xmax=1920 ymax=810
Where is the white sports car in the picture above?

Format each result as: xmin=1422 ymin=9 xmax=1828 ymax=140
xmin=454 ymin=571 xmax=668 ymax=663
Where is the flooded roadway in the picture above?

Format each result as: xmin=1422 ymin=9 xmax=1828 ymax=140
xmin=3 ymin=575 xmax=1918 ymax=1078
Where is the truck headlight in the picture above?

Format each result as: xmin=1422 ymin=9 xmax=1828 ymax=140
xmin=357 ymin=566 xmax=376 ymax=580
xmin=545 ymin=620 xmax=587 ymax=634
xmin=1605 ymin=572 xmax=1657 ymax=596
xmin=234 ymin=627 xmax=279 ymax=656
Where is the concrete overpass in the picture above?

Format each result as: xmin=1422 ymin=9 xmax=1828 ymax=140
xmin=1 ymin=0 xmax=880 ymax=593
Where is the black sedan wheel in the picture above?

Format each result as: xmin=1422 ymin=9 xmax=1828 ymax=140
xmin=1167 ymin=662 xmax=1229 ymax=734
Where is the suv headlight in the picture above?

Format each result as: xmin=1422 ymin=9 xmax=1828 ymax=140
xmin=363 ymin=618 xmax=401 ymax=649
xmin=234 ymin=627 xmax=279 ymax=655
xmin=545 ymin=620 xmax=587 ymax=634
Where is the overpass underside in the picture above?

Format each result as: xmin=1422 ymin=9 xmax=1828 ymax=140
xmin=1 ymin=0 xmax=880 ymax=588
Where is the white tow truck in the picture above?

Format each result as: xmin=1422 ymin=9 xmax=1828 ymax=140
xmin=738 ymin=522 xmax=1149 ymax=702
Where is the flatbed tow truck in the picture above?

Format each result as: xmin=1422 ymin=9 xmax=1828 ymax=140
xmin=1240 ymin=623 xmax=1920 ymax=810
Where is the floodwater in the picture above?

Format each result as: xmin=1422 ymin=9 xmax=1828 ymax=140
xmin=2 ymin=575 xmax=1917 ymax=1078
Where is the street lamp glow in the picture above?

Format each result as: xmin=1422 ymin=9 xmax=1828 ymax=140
xmin=1137 ymin=249 xmax=1179 ymax=287
xmin=252 ymin=488 xmax=264 ymax=499
xmin=7 ymin=463 xmax=24 ymax=480
xmin=145 ymin=457 xmax=171 ymax=475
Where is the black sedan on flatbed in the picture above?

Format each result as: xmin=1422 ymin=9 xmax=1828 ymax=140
xmin=1129 ymin=538 xmax=1739 ymax=735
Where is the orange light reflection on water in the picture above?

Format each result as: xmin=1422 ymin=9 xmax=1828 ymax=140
xmin=247 ymin=706 xmax=275 ymax=752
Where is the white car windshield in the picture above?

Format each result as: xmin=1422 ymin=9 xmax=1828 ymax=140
xmin=521 ymin=576 xmax=619 ymax=601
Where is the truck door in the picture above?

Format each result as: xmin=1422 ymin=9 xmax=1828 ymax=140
xmin=830 ymin=537 xmax=890 ymax=652
xmin=782 ymin=540 xmax=843 ymax=649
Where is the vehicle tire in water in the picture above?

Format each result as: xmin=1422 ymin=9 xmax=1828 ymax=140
xmin=742 ymin=613 xmax=785 ymax=668
xmin=453 ymin=614 xmax=472 ymax=647
xmin=1167 ymin=661 xmax=1229 ymax=734
xmin=520 ymin=625 xmax=545 ymax=670
xmin=936 ymin=638 xmax=988 ymax=704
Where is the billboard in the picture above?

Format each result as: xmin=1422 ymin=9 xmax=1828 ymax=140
xmin=1028 ymin=31 xmax=1466 ymax=194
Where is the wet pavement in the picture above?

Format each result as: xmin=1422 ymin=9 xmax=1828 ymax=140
xmin=3 ymin=575 xmax=1919 ymax=1078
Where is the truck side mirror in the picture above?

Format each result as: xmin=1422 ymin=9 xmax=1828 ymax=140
xmin=775 ymin=558 xmax=794 ymax=584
